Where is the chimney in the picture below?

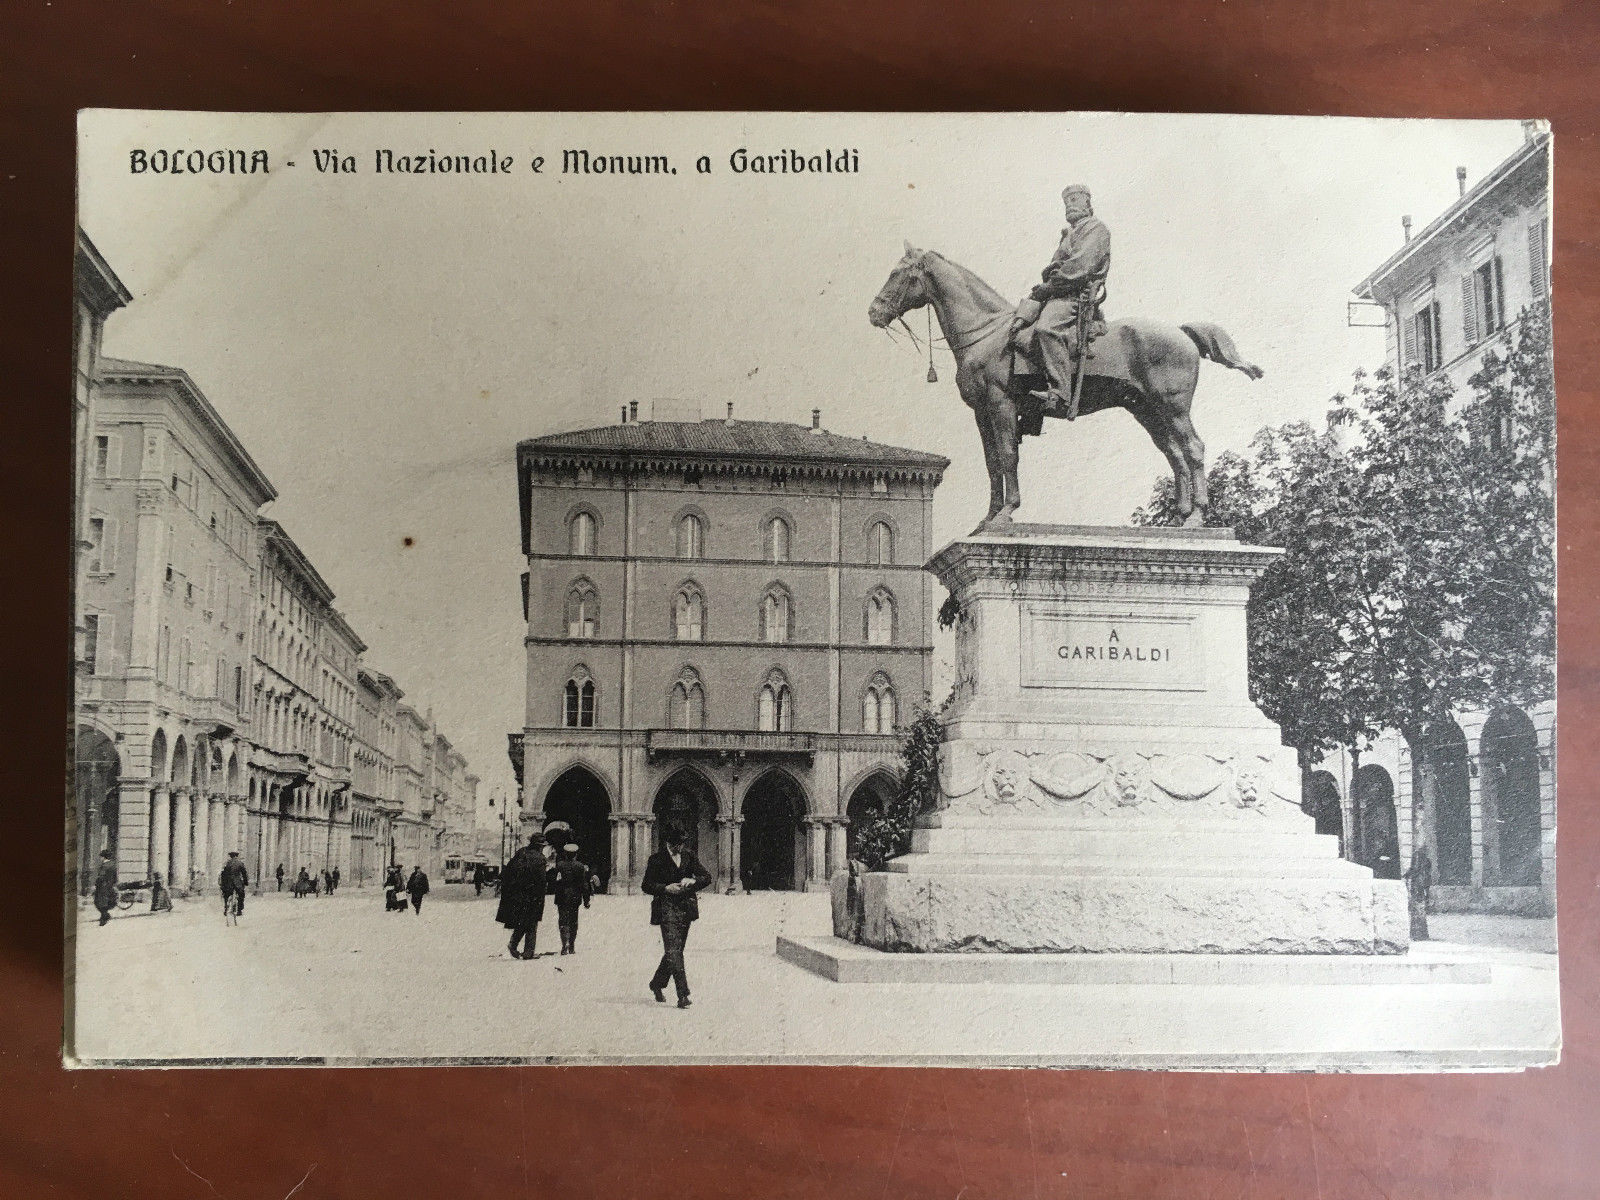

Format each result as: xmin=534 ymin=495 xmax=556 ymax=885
xmin=629 ymin=400 xmax=639 ymax=422
xmin=1456 ymin=166 xmax=1467 ymax=198
xmin=620 ymin=405 xmax=627 ymax=423
xmin=811 ymin=408 xmax=821 ymax=430
xmin=1401 ymin=215 xmax=1412 ymax=243
xmin=726 ymin=401 xmax=735 ymax=424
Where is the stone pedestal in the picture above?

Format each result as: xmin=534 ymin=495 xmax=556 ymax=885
xmin=846 ymin=526 xmax=1407 ymax=955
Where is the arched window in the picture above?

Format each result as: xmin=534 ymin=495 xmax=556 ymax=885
xmin=568 ymin=510 xmax=597 ymax=556
xmin=764 ymin=515 xmax=791 ymax=563
xmin=867 ymin=520 xmax=894 ymax=565
xmin=757 ymin=671 xmax=793 ymax=732
xmin=676 ymin=513 xmax=705 ymax=560
xmin=672 ymin=584 xmax=704 ymax=641
xmin=760 ymin=585 xmax=793 ymax=644
xmin=669 ymin=668 xmax=706 ymax=730
xmin=562 ymin=670 xmax=596 ymax=729
xmin=565 ymin=580 xmax=598 ymax=638
xmin=862 ymin=674 xmax=897 ymax=734
xmin=864 ymin=588 xmax=896 ymax=645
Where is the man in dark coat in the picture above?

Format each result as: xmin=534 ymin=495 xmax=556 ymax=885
xmin=1010 ymin=184 xmax=1111 ymax=417
xmin=548 ymin=842 xmax=595 ymax=955
xmin=496 ymin=839 xmax=547 ymax=958
xmin=406 ymin=865 xmax=430 ymax=914
xmin=275 ymin=862 xmax=284 ymax=892
xmin=92 ymin=849 xmax=117 ymax=926
xmin=218 ymin=850 xmax=249 ymax=918
xmin=642 ymin=823 xmax=713 ymax=1008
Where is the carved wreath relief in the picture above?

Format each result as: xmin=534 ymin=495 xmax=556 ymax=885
xmin=943 ymin=741 xmax=1294 ymax=819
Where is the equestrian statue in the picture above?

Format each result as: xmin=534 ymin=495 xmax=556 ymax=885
xmin=868 ymin=184 xmax=1263 ymax=532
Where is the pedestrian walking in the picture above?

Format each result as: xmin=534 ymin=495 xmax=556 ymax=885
xmin=218 ymin=850 xmax=249 ymax=923
xmin=406 ymin=865 xmax=430 ymax=914
xmin=275 ymin=863 xmax=285 ymax=892
xmin=642 ymin=824 xmax=712 ymax=1008
xmin=496 ymin=839 xmax=547 ymax=958
xmin=472 ymin=862 xmax=484 ymax=898
xmin=385 ymin=864 xmax=406 ymax=912
xmin=549 ymin=842 xmax=595 ymax=955
xmin=92 ymin=849 xmax=117 ymax=926
xmin=1405 ymin=845 xmax=1434 ymax=941
xmin=149 ymin=872 xmax=173 ymax=913
xmin=331 ymin=866 xmax=340 ymax=893
xmin=322 ymin=867 xmax=333 ymax=897
xmin=294 ymin=866 xmax=312 ymax=898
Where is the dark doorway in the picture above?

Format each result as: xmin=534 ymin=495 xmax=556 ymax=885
xmin=652 ymin=768 xmax=719 ymax=884
xmin=1481 ymin=707 xmax=1541 ymax=886
xmin=845 ymin=771 xmax=897 ymax=860
xmin=1354 ymin=765 xmax=1400 ymax=880
xmin=1301 ymin=769 xmax=1345 ymax=850
xmin=75 ymin=727 xmax=120 ymax=894
xmin=1420 ymin=722 xmax=1472 ymax=885
xmin=543 ymin=766 xmax=613 ymax=891
xmin=741 ymin=770 xmax=804 ymax=891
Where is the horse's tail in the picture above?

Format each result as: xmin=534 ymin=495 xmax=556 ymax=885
xmin=1181 ymin=322 xmax=1264 ymax=380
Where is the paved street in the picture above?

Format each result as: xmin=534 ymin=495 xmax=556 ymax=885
xmin=69 ymin=887 xmax=1559 ymax=1069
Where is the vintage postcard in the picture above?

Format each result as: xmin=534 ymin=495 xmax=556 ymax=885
xmin=69 ymin=111 xmax=1557 ymax=1069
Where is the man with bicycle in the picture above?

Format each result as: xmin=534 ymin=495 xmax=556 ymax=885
xmin=219 ymin=850 xmax=249 ymax=920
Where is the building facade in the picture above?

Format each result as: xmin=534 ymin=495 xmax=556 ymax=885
xmin=1336 ymin=126 xmax=1555 ymax=916
xmin=512 ymin=404 xmax=947 ymax=894
xmin=76 ymin=358 xmax=275 ymax=894
xmin=74 ymin=235 xmax=479 ymax=897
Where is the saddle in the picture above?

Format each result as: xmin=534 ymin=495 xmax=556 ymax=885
xmin=1009 ymin=287 xmax=1111 ymax=436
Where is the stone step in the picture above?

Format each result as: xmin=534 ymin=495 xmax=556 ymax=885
xmin=911 ymin=825 xmax=1341 ymax=859
xmin=885 ymin=854 xmax=1371 ymax=879
xmin=777 ymin=935 xmax=1492 ymax=986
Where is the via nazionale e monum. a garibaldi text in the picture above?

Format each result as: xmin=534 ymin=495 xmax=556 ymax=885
xmin=127 ymin=146 xmax=862 ymax=177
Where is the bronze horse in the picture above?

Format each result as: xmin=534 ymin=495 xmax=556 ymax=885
xmin=868 ymin=244 xmax=1263 ymax=531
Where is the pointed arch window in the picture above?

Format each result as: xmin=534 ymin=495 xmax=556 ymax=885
xmin=670 ymin=668 xmax=706 ymax=730
xmin=563 ymin=670 xmax=596 ymax=729
xmin=862 ymin=674 xmax=898 ymax=734
xmin=864 ymin=588 xmax=896 ymax=646
xmin=760 ymin=585 xmax=793 ymax=644
xmin=867 ymin=520 xmax=895 ymax=565
xmin=758 ymin=671 xmax=793 ymax=732
xmin=568 ymin=510 xmax=597 ymax=556
xmin=676 ymin=513 xmax=705 ymax=560
xmin=764 ymin=515 xmax=792 ymax=563
xmin=565 ymin=580 xmax=599 ymax=638
xmin=673 ymin=584 xmax=704 ymax=641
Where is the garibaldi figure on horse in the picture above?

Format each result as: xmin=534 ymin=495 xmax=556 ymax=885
xmin=1009 ymin=183 xmax=1111 ymax=425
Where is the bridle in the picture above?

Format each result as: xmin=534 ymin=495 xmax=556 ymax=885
xmin=879 ymin=257 xmax=1013 ymax=366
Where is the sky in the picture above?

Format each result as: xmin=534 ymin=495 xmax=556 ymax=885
xmin=78 ymin=111 xmax=1530 ymax=819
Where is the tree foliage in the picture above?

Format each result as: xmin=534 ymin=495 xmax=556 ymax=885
xmin=1131 ymin=305 xmax=1555 ymax=760
xmin=852 ymin=695 xmax=948 ymax=871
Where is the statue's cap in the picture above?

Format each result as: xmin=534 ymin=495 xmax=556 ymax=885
xmin=1061 ymin=184 xmax=1091 ymax=200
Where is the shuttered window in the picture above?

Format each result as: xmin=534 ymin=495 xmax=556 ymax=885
xmin=1529 ymin=219 xmax=1548 ymax=297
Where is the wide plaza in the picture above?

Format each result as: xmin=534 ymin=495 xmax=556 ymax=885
xmin=70 ymin=887 xmax=1558 ymax=1069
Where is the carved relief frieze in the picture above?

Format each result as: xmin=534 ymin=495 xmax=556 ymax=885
xmin=939 ymin=740 xmax=1299 ymax=822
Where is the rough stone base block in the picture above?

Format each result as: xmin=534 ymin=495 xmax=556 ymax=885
xmin=779 ymin=935 xmax=1490 ymax=985
xmin=842 ymin=871 xmax=1410 ymax=954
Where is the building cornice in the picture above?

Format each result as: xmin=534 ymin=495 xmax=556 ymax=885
xmin=1353 ymin=131 xmax=1550 ymax=301
xmin=526 ymin=635 xmax=934 ymax=653
xmin=75 ymin=230 xmax=133 ymax=317
xmin=528 ymin=551 xmax=931 ymax=573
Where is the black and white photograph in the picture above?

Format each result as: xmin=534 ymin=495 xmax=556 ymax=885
xmin=69 ymin=110 xmax=1557 ymax=1070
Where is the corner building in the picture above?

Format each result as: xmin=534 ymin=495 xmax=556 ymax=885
xmin=1333 ymin=125 xmax=1554 ymax=916
xmin=513 ymin=407 xmax=947 ymax=894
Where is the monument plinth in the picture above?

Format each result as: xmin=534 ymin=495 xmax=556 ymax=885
xmin=841 ymin=525 xmax=1408 ymax=955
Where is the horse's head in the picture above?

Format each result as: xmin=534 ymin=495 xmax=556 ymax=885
xmin=868 ymin=242 xmax=933 ymax=328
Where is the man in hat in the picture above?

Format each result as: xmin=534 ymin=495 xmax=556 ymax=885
xmin=1009 ymin=184 xmax=1111 ymax=419
xmin=548 ymin=842 xmax=595 ymax=955
xmin=642 ymin=823 xmax=713 ymax=1008
xmin=496 ymin=836 xmax=547 ymax=958
xmin=92 ymin=849 xmax=118 ymax=926
xmin=218 ymin=849 xmax=250 ymax=919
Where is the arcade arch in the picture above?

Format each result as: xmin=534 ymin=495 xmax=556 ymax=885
xmin=741 ymin=768 xmax=805 ymax=891
xmin=543 ymin=765 xmax=613 ymax=890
